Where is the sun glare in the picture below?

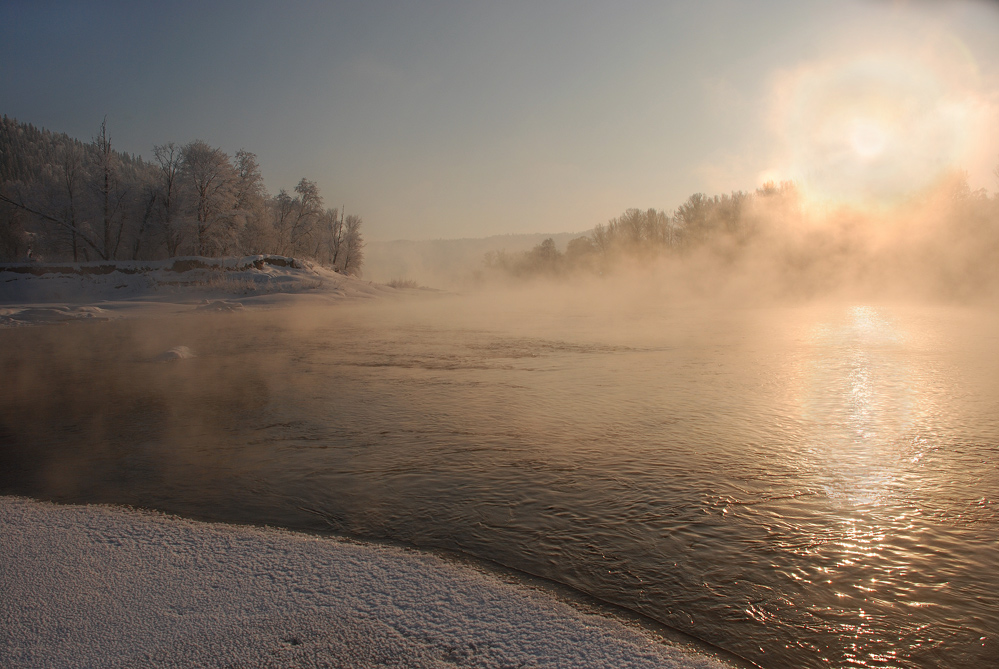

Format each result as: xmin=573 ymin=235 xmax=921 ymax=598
xmin=772 ymin=36 xmax=985 ymax=210
xmin=848 ymin=119 xmax=888 ymax=161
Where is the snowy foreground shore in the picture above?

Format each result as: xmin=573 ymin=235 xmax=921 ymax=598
xmin=1 ymin=260 xmax=737 ymax=667
xmin=0 ymin=497 xmax=732 ymax=669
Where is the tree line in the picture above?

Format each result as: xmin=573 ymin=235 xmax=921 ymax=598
xmin=485 ymin=183 xmax=791 ymax=276
xmin=488 ymin=175 xmax=999 ymax=298
xmin=0 ymin=116 xmax=364 ymax=273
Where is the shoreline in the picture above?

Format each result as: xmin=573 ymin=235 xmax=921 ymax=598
xmin=1 ymin=496 xmax=734 ymax=668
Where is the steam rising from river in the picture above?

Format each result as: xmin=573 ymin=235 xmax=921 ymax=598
xmin=434 ymin=174 xmax=999 ymax=306
xmin=3 ymin=266 xmax=999 ymax=667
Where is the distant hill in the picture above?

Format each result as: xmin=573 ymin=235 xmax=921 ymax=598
xmin=365 ymin=231 xmax=587 ymax=289
xmin=0 ymin=115 xmax=145 ymax=184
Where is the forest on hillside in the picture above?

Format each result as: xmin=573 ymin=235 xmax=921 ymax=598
xmin=489 ymin=173 xmax=999 ymax=299
xmin=0 ymin=116 xmax=364 ymax=273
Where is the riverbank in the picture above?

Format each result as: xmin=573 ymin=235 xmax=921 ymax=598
xmin=0 ymin=255 xmax=436 ymax=326
xmin=0 ymin=496 xmax=731 ymax=668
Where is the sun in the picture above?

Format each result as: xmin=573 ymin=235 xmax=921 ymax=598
xmin=848 ymin=119 xmax=888 ymax=161
xmin=776 ymin=52 xmax=975 ymax=208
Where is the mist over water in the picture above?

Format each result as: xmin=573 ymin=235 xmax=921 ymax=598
xmin=4 ymin=3 xmax=997 ymax=665
xmin=2 ymin=288 xmax=997 ymax=668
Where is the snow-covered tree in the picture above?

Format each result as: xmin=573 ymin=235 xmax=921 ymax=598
xmin=0 ymin=116 xmax=367 ymax=271
xmin=181 ymin=140 xmax=238 ymax=256
xmin=232 ymin=149 xmax=271 ymax=254
xmin=339 ymin=214 xmax=364 ymax=275
xmin=152 ymin=142 xmax=185 ymax=256
xmin=91 ymin=118 xmax=129 ymax=259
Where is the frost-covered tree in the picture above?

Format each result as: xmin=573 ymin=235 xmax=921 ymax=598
xmin=152 ymin=142 xmax=185 ymax=256
xmin=0 ymin=116 xmax=368 ymax=268
xmin=339 ymin=214 xmax=364 ymax=275
xmin=181 ymin=140 xmax=237 ymax=256
xmin=0 ymin=201 xmax=30 ymax=261
xmin=58 ymin=142 xmax=86 ymax=260
xmin=233 ymin=149 xmax=270 ymax=254
xmin=0 ymin=129 xmax=105 ymax=261
xmin=290 ymin=178 xmax=323 ymax=255
xmin=91 ymin=118 xmax=129 ymax=260
xmin=270 ymin=178 xmax=324 ymax=257
xmin=319 ymin=206 xmax=344 ymax=267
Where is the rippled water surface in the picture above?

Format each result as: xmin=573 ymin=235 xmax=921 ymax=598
xmin=2 ymin=296 xmax=997 ymax=667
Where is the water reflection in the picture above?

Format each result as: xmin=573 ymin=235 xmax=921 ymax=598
xmin=775 ymin=305 xmax=995 ymax=667
xmin=1 ymin=301 xmax=996 ymax=668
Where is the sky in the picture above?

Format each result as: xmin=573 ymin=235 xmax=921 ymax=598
xmin=2 ymin=0 xmax=998 ymax=241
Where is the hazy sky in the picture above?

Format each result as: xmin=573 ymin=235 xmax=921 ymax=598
xmin=2 ymin=0 xmax=998 ymax=241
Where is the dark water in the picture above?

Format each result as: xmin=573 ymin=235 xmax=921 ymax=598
xmin=2 ymin=297 xmax=997 ymax=668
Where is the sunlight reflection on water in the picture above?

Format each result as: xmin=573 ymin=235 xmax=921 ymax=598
xmin=770 ymin=305 xmax=996 ymax=667
xmin=1 ymin=300 xmax=997 ymax=668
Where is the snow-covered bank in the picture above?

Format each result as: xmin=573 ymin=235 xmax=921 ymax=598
xmin=0 ymin=497 xmax=732 ymax=669
xmin=0 ymin=255 xmax=426 ymax=324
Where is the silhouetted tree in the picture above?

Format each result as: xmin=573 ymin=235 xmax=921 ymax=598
xmin=565 ymin=235 xmax=598 ymax=271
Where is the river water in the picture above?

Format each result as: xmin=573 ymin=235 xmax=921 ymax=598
xmin=2 ymin=294 xmax=997 ymax=668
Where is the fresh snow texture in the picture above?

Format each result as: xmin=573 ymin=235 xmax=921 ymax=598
xmin=0 ymin=255 xmax=406 ymax=310
xmin=0 ymin=304 xmax=111 ymax=326
xmin=0 ymin=497 xmax=732 ymax=669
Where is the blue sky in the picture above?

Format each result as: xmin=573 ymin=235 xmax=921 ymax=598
xmin=3 ymin=0 xmax=998 ymax=240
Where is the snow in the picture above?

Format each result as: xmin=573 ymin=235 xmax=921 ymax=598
xmin=195 ymin=299 xmax=245 ymax=312
xmin=0 ymin=304 xmax=111 ymax=326
xmin=0 ymin=497 xmax=733 ymax=669
xmin=0 ymin=255 xmax=423 ymax=325
xmin=155 ymin=345 xmax=195 ymax=362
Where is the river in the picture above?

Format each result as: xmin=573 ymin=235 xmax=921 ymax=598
xmin=2 ymin=293 xmax=997 ymax=668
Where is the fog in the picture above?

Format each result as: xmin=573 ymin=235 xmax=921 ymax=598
xmin=3 ymin=225 xmax=999 ymax=668
xmin=4 ymin=1 xmax=999 ymax=666
xmin=363 ymin=174 xmax=999 ymax=309
xmin=2 ymin=151 xmax=999 ymax=669
xmin=5 ymin=169 xmax=998 ymax=510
